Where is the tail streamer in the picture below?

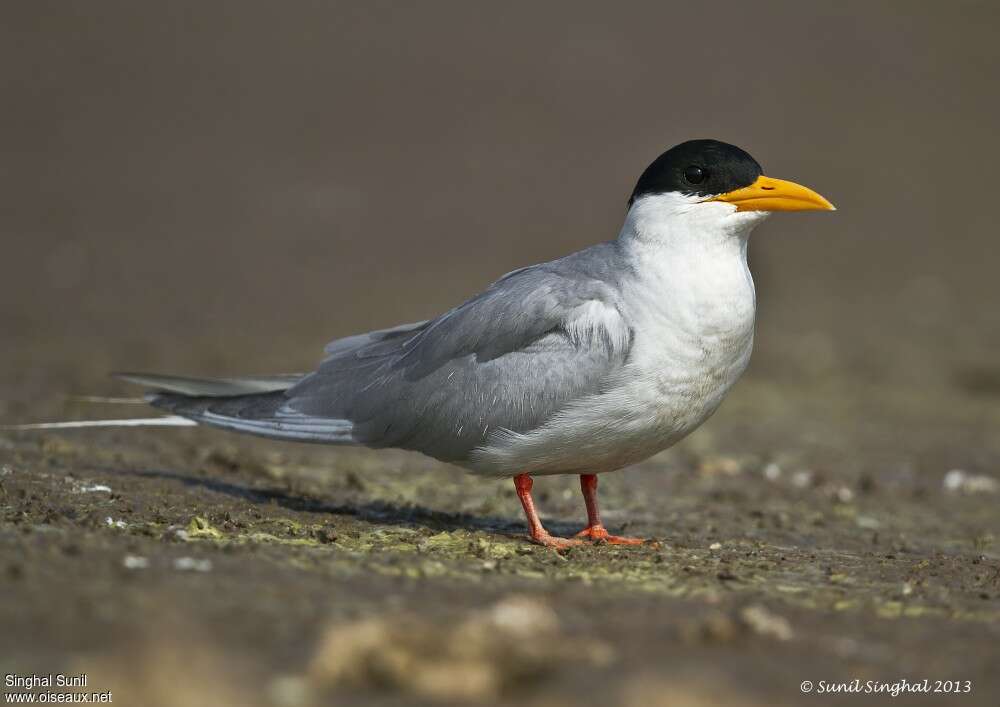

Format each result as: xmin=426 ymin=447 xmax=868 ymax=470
xmin=2 ymin=416 xmax=197 ymax=430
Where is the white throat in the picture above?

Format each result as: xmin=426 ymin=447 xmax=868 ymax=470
xmin=615 ymin=192 xmax=766 ymax=325
xmin=619 ymin=191 xmax=769 ymax=253
xmin=615 ymin=192 xmax=765 ymax=338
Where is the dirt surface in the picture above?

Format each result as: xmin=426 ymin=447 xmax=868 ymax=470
xmin=3 ymin=2 xmax=1000 ymax=706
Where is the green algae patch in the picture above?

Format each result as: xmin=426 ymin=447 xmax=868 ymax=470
xmin=187 ymin=516 xmax=225 ymax=540
xmin=244 ymin=531 xmax=330 ymax=547
xmin=833 ymin=599 xmax=861 ymax=611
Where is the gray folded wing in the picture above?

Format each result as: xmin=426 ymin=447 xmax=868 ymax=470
xmin=284 ymin=242 xmax=633 ymax=462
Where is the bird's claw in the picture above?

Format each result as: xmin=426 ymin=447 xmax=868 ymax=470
xmin=529 ymin=531 xmax=584 ymax=549
xmin=574 ymin=525 xmax=646 ymax=545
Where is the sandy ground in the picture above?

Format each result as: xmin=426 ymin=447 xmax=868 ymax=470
xmin=3 ymin=2 xmax=1000 ymax=705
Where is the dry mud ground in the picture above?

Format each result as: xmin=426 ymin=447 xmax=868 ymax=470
xmin=2 ymin=370 xmax=999 ymax=707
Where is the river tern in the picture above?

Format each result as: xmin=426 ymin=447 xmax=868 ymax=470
xmin=10 ymin=140 xmax=834 ymax=547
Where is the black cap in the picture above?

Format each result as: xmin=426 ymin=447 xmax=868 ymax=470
xmin=629 ymin=139 xmax=763 ymax=205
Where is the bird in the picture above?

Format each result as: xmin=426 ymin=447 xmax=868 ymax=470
xmin=9 ymin=139 xmax=834 ymax=548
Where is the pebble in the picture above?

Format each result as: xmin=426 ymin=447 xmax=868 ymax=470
xmin=122 ymin=555 xmax=149 ymax=570
xmin=791 ymin=470 xmax=814 ymax=488
xmin=173 ymin=557 xmax=213 ymax=572
xmin=80 ymin=484 xmax=113 ymax=493
xmin=164 ymin=526 xmax=191 ymax=542
xmin=306 ymin=594 xmax=599 ymax=701
xmin=942 ymin=469 xmax=998 ymax=495
xmin=268 ymin=676 xmax=309 ymax=707
xmin=740 ymin=605 xmax=794 ymax=641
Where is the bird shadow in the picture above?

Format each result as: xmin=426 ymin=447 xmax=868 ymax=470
xmin=93 ymin=465 xmax=564 ymax=539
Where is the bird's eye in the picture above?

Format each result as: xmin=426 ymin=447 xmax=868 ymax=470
xmin=684 ymin=166 xmax=706 ymax=184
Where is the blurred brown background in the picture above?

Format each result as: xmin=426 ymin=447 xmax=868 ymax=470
xmin=2 ymin=0 xmax=998 ymax=465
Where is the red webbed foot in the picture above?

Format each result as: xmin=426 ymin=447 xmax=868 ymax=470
xmin=574 ymin=524 xmax=646 ymax=545
xmin=529 ymin=530 xmax=584 ymax=549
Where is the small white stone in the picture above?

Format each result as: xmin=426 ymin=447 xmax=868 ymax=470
xmin=80 ymin=484 xmax=112 ymax=493
xmin=164 ymin=525 xmax=190 ymax=541
xmin=740 ymin=605 xmax=794 ymax=641
xmin=173 ymin=557 xmax=212 ymax=572
xmin=487 ymin=596 xmax=559 ymax=638
xmin=763 ymin=463 xmax=782 ymax=481
xmin=943 ymin=469 xmax=998 ymax=495
xmin=836 ymin=486 xmax=854 ymax=503
xmin=104 ymin=517 xmax=127 ymax=529
xmin=964 ymin=476 xmax=999 ymax=494
xmin=709 ymin=542 xmax=722 ymax=551
xmin=268 ymin=676 xmax=309 ymax=707
xmin=943 ymin=469 xmax=967 ymax=491
xmin=856 ymin=515 xmax=881 ymax=530
xmin=122 ymin=555 xmax=149 ymax=570
xmin=791 ymin=470 xmax=813 ymax=488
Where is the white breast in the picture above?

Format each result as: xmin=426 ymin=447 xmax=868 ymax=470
xmin=618 ymin=230 xmax=756 ymax=442
xmin=472 ymin=193 xmax=766 ymax=476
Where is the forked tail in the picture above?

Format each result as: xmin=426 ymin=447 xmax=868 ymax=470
xmin=2 ymin=372 xmax=302 ymax=434
xmin=3 ymin=371 xmax=355 ymax=444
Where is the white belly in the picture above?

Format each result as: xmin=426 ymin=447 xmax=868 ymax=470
xmin=471 ymin=236 xmax=757 ymax=477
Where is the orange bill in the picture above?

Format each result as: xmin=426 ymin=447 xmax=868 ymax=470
xmin=711 ymin=175 xmax=835 ymax=212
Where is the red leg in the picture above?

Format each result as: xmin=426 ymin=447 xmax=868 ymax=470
xmin=513 ymin=474 xmax=581 ymax=549
xmin=574 ymin=474 xmax=646 ymax=545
